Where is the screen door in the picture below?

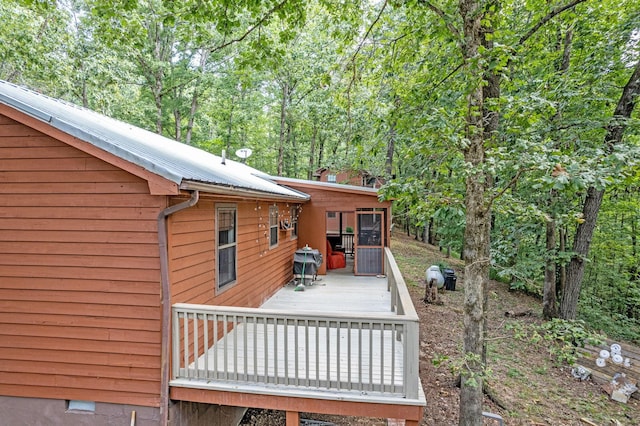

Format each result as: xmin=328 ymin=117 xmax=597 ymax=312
xmin=355 ymin=211 xmax=383 ymax=275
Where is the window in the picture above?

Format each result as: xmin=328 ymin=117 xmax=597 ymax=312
xmin=269 ymin=205 xmax=278 ymax=247
xmin=327 ymin=174 xmax=336 ymax=183
xmin=66 ymin=400 xmax=96 ymax=413
xmin=217 ymin=206 xmax=237 ymax=289
xmin=290 ymin=206 xmax=298 ymax=239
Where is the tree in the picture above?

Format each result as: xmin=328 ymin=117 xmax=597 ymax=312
xmin=561 ymin=59 xmax=640 ymax=319
xmin=0 ymin=2 xmax=72 ymax=92
xmin=456 ymin=1 xmax=491 ymax=423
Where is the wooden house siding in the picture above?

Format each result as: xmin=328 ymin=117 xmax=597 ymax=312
xmin=169 ymin=199 xmax=299 ymax=309
xmin=0 ymin=114 xmax=165 ymax=407
xmin=314 ymin=169 xmax=384 ymax=189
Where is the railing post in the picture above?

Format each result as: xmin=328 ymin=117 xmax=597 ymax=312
xmin=385 ymin=249 xmax=397 ymax=312
xmin=171 ymin=307 xmax=180 ymax=380
xmin=403 ymin=320 xmax=420 ymax=400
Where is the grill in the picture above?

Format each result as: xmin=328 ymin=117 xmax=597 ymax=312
xmin=293 ymin=247 xmax=323 ymax=284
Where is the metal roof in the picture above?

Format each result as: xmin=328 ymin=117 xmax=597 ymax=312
xmin=0 ymin=80 xmax=308 ymax=201
xmin=272 ymin=176 xmax=382 ymax=196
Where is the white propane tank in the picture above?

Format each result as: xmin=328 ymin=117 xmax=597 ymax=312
xmin=426 ymin=265 xmax=445 ymax=289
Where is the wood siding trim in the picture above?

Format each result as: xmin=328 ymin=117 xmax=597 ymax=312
xmin=0 ymin=106 xmax=179 ymax=195
xmin=0 ymin=114 xmax=165 ymax=408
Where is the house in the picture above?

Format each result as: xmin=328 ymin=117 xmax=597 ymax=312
xmin=0 ymin=81 xmax=424 ymax=425
xmin=313 ymin=167 xmax=385 ymax=189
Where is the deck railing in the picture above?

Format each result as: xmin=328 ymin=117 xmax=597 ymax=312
xmin=171 ymin=248 xmax=420 ymax=399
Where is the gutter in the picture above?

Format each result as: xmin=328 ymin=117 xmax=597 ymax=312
xmin=157 ymin=190 xmax=199 ymax=426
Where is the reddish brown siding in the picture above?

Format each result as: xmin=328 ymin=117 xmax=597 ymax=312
xmin=169 ymin=199 xmax=300 ymax=308
xmin=0 ymin=115 xmax=164 ymax=407
xmin=317 ymin=169 xmax=363 ymax=186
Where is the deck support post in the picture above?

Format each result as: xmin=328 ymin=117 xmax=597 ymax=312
xmin=286 ymin=410 xmax=299 ymax=426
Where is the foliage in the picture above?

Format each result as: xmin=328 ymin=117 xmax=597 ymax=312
xmin=432 ymin=351 xmax=494 ymax=389
xmin=508 ymin=318 xmax=605 ymax=366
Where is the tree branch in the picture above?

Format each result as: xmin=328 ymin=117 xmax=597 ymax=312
xmin=346 ymin=0 xmax=388 ymax=95
xmin=418 ymin=1 xmax=460 ymax=40
xmin=488 ymin=167 xmax=535 ymax=207
xmin=518 ymin=0 xmax=587 ymax=47
xmin=431 ymin=61 xmax=464 ymax=90
xmin=209 ymin=0 xmax=290 ymax=54
xmin=425 ymin=0 xmax=586 ymax=94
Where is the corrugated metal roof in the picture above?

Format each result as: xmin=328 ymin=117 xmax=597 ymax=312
xmin=0 ymin=80 xmax=308 ymax=201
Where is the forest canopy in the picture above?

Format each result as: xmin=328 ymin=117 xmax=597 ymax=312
xmin=2 ymin=0 xmax=639 ymax=364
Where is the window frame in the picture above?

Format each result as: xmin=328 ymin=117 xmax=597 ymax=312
xmin=269 ymin=204 xmax=279 ymax=248
xmin=216 ymin=204 xmax=237 ymax=292
xmin=290 ymin=205 xmax=298 ymax=239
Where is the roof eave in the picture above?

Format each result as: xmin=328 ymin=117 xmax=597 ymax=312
xmin=180 ymin=180 xmax=310 ymax=202
xmin=270 ymin=176 xmax=383 ymax=197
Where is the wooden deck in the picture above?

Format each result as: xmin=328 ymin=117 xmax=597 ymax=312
xmin=261 ymin=260 xmax=393 ymax=313
xmin=170 ymin=250 xmax=425 ymax=423
xmin=189 ymin=266 xmax=403 ymax=393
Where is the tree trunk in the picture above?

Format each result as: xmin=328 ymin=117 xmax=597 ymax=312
xmin=557 ymin=226 xmax=567 ymax=299
xmin=173 ymin=106 xmax=181 ymax=141
xmin=317 ymin=134 xmax=325 ymax=168
xmin=543 ymin=27 xmax=572 ymax=318
xmin=386 ymin=97 xmax=399 ymax=178
xmin=287 ymin=124 xmax=294 ymax=176
xmin=185 ymin=48 xmax=208 ymax=145
xmin=81 ymin=78 xmax=88 ymax=108
xmin=152 ymin=22 xmax=167 ymax=135
xmin=277 ymin=81 xmax=288 ymax=176
xmin=459 ymin=0 xmax=489 ymax=424
xmin=153 ymin=77 xmax=164 ymax=135
xmin=631 ymin=218 xmax=638 ymax=281
xmin=225 ymin=99 xmax=235 ymax=152
xmin=308 ymin=121 xmax=317 ymax=180
xmin=480 ymin=0 xmax=500 ymax=370
xmin=386 ymin=120 xmax=395 ymax=178
xmin=561 ymin=186 xmax=604 ymax=319
xmin=428 ymin=217 xmax=435 ymax=245
xmin=406 ymin=213 xmax=411 ymax=237
xmin=560 ymin=59 xmax=640 ymax=319
xmin=543 ymin=212 xmax=557 ymax=319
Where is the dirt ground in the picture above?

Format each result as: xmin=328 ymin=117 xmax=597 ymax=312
xmin=240 ymin=232 xmax=640 ymax=425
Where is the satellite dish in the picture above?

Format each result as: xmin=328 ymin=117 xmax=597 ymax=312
xmin=235 ymin=148 xmax=253 ymax=161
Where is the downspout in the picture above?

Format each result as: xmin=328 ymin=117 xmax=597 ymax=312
xmin=157 ymin=190 xmax=199 ymax=426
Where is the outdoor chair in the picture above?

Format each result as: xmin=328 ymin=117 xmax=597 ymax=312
xmin=326 ymin=240 xmax=346 ymax=269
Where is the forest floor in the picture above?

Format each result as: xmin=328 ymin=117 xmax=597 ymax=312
xmin=240 ymin=231 xmax=640 ymax=425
